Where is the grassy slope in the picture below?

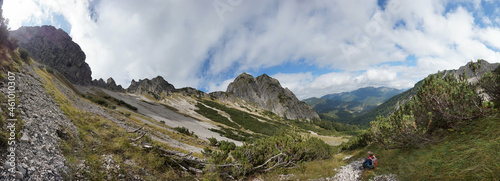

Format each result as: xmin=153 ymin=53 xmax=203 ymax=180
xmin=0 ymin=46 xmax=26 ymax=151
xmin=35 ymin=63 xmax=358 ymax=179
xmin=350 ymin=85 xmax=419 ymax=127
xmin=350 ymin=115 xmax=499 ymax=180
xmin=34 ymin=67 xmax=196 ymax=180
xmin=257 ymin=153 xmax=349 ymax=180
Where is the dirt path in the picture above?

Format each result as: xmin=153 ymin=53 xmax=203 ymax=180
xmin=331 ymin=158 xmax=364 ymax=181
xmin=327 ymin=157 xmax=398 ymax=181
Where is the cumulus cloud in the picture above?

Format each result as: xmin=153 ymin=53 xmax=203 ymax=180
xmin=3 ymin=0 xmax=500 ymax=99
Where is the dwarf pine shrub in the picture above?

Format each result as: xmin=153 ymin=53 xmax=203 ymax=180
xmin=370 ymin=69 xmax=495 ymax=149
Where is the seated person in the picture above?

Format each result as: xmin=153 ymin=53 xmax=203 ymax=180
xmin=362 ymin=151 xmax=378 ymax=169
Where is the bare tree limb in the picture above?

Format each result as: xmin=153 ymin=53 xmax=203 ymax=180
xmin=128 ymin=127 xmax=143 ymax=133
xmin=130 ymin=133 xmax=146 ymax=141
xmin=252 ymin=153 xmax=286 ymax=171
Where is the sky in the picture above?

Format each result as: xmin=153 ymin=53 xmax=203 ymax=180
xmin=3 ymin=0 xmax=500 ymax=99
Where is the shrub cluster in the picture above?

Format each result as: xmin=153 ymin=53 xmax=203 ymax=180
xmin=195 ymin=103 xmax=239 ymax=128
xmin=203 ymin=132 xmax=331 ymax=179
xmin=84 ymin=95 xmax=116 ymax=109
xmin=338 ymin=131 xmax=371 ymax=151
xmin=370 ymin=63 xmax=496 ymax=149
xmin=19 ymin=48 xmax=29 ymax=61
xmin=474 ymin=60 xmax=500 ymax=104
xmin=208 ymin=126 xmax=255 ymax=142
xmin=201 ymin=100 xmax=279 ymax=135
xmin=173 ymin=126 xmax=194 ymax=136
xmin=112 ymin=97 xmax=137 ymax=111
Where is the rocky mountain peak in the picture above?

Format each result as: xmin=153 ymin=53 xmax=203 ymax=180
xmin=10 ymin=25 xmax=92 ymax=85
xmin=226 ymin=73 xmax=319 ymax=120
xmin=92 ymin=77 xmax=124 ymax=92
xmin=127 ymin=76 xmax=176 ymax=98
xmin=439 ymin=60 xmax=498 ymax=83
xmin=106 ymin=77 xmax=116 ymax=85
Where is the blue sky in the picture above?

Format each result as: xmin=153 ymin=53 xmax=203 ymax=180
xmin=4 ymin=0 xmax=500 ymax=99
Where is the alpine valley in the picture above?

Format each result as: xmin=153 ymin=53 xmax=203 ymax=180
xmin=1 ymin=4 xmax=499 ymax=181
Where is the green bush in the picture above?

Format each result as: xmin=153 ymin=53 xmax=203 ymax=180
xmin=0 ymin=14 xmax=9 ymax=46
xmin=208 ymin=137 xmax=218 ymax=146
xmin=474 ymin=60 xmax=500 ymax=103
xmin=338 ymin=131 xmax=371 ymax=151
xmin=195 ymin=103 xmax=239 ymax=128
xmin=173 ymin=126 xmax=194 ymax=136
xmin=218 ymin=140 xmax=236 ymax=153
xmin=19 ymin=48 xmax=29 ymax=61
xmin=369 ymin=69 xmax=495 ymax=149
xmin=201 ymin=100 xmax=279 ymax=135
xmin=209 ymin=127 xmax=255 ymax=142
xmin=112 ymin=97 xmax=137 ymax=111
xmin=204 ymin=131 xmax=332 ymax=179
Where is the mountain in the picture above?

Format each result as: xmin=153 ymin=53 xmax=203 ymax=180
xmin=350 ymin=60 xmax=499 ymax=126
xmin=303 ymin=87 xmax=403 ymax=123
xmin=321 ymin=87 xmax=403 ymax=105
xmin=224 ymin=73 xmax=319 ymax=120
xmin=127 ymin=76 xmax=176 ymax=99
xmin=2 ymin=31 xmax=333 ymax=179
xmin=10 ymin=26 xmax=92 ymax=85
xmin=92 ymin=77 xmax=125 ymax=92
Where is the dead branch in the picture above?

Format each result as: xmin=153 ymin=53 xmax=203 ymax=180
xmin=217 ymin=163 xmax=242 ymax=167
xmin=128 ymin=127 xmax=143 ymax=133
xmin=130 ymin=133 xmax=146 ymax=141
xmin=252 ymin=153 xmax=286 ymax=171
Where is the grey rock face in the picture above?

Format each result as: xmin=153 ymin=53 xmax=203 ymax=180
xmin=0 ymin=64 xmax=76 ymax=180
xmin=92 ymin=77 xmax=124 ymax=92
xmin=178 ymin=87 xmax=208 ymax=98
xmin=226 ymin=73 xmax=319 ymax=120
xmin=127 ymin=76 xmax=176 ymax=98
xmin=10 ymin=25 xmax=92 ymax=85
xmin=442 ymin=60 xmax=499 ymax=81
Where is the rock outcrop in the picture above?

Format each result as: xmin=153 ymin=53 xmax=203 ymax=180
xmin=10 ymin=25 xmax=92 ymax=85
xmin=442 ymin=60 xmax=499 ymax=82
xmin=0 ymin=64 xmax=76 ymax=180
xmin=127 ymin=76 xmax=176 ymax=98
xmin=178 ymin=87 xmax=208 ymax=98
xmin=225 ymin=73 xmax=319 ymax=120
xmin=92 ymin=77 xmax=124 ymax=92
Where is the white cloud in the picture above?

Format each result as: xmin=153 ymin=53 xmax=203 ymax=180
xmin=478 ymin=27 xmax=500 ymax=50
xmin=3 ymin=0 xmax=500 ymax=99
xmin=4 ymin=0 xmax=45 ymax=28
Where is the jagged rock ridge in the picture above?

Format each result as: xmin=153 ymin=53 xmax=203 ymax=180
xmin=225 ymin=73 xmax=319 ymax=120
xmin=92 ymin=77 xmax=125 ymax=92
xmin=10 ymin=25 xmax=92 ymax=85
xmin=442 ymin=60 xmax=499 ymax=82
xmin=127 ymin=76 xmax=176 ymax=98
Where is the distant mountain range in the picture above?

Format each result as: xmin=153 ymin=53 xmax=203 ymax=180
xmin=303 ymin=87 xmax=403 ymax=124
xmin=317 ymin=61 xmax=500 ymax=127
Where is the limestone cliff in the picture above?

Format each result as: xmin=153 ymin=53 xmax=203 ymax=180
xmin=127 ymin=76 xmax=176 ymax=99
xmin=10 ymin=26 xmax=92 ymax=85
xmin=225 ymin=73 xmax=319 ymax=120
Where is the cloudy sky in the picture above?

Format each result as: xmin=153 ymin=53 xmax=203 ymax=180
xmin=4 ymin=0 xmax=500 ymax=99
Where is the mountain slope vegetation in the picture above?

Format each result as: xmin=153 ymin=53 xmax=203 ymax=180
xmin=304 ymin=87 xmax=403 ymax=126
xmin=341 ymin=60 xmax=500 ymax=180
xmin=340 ymin=61 xmax=499 ymax=127
xmin=1 ymin=24 xmax=358 ymax=180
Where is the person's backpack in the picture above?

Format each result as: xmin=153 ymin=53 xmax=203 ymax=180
xmin=371 ymin=156 xmax=379 ymax=167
